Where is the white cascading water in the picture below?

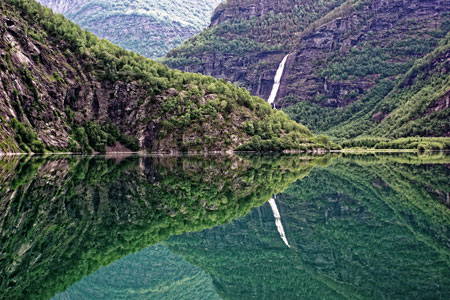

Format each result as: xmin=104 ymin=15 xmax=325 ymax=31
xmin=266 ymin=55 xmax=291 ymax=248
xmin=267 ymin=54 xmax=289 ymax=108
xmin=268 ymin=197 xmax=291 ymax=248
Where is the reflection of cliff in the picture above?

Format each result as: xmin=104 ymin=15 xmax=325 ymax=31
xmin=0 ymin=154 xmax=320 ymax=300
xmin=166 ymin=156 xmax=450 ymax=300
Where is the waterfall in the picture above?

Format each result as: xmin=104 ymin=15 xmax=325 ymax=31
xmin=267 ymin=54 xmax=289 ymax=108
xmin=266 ymin=56 xmax=291 ymax=248
xmin=268 ymin=197 xmax=291 ymax=248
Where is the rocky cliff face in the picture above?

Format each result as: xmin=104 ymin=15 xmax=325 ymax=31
xmin=165 ymin=0 xmax=450 ymax=138
xmin=36 ymin=0 xmax=222 ymax=58
xmin=284 ymin=0 xmax=450 ymax=138
xmin=211 ymin=0 xmax=301 ymax=26
xmin=0 ymin=13 xmax=167 ymax=152
xmin=279 ymin=0 xmax=449 ymax=108
xmin=164 ymin=0 xmax=347 ymax=100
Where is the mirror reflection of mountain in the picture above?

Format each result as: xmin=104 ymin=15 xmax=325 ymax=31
xmin=53 ymin=244 xmax=222 ymax=300
xmin=0 ymin=154 xmax=321 ymax=300
xmin=165 ymin=154 xmax=450 ymax=300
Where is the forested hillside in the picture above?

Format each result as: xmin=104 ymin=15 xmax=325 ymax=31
xmin=0 ymin=0 xmax=331 ymax=154
xmin=286 ymin=33 xmax=450 ymax=139
xmin=36 ymin=0 xmax=222 ymax=58
xmin=165 ymin=0 xmax=450 ymax=139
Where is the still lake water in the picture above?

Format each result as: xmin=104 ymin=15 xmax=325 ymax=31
xmin=1 ymin=153 xmax=449 ymax=300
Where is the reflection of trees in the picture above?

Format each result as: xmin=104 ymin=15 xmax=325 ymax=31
xmin=0 ymin=154 xmax=319 ymax=300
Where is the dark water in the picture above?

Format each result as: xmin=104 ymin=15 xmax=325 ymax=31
xmin=0 ymin=153 xmax=449 ymax=300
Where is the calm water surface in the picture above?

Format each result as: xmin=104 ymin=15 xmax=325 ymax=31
xmin=1 ymin=153 xmax=449 ymax=299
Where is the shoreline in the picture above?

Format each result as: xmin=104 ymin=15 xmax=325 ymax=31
xmin=1 ymin=149 xmax=448 ymax=156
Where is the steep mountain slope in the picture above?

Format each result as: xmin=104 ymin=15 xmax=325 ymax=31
xmin=163 ymin=0 xmax=347 ymax=97
xmin=287 ymin=32 xmax=450 ymax=139
xmin=165 ymin=0 xmax=450 ymax=139
xmin=36 ymin=0 xmax=222 ymax=58
xmin=366 ymin=36 xmax=450 ymax=138
xmin=0 ymin=0 xmax=329 ymax=154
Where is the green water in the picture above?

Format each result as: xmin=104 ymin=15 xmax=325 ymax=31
xmin=0 ymin=153 xmax=449 ymax=299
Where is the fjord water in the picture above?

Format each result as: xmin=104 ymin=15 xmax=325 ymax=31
xmin=1 ymin=154 xmax=449 ymax=299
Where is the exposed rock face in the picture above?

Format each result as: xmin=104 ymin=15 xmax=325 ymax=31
xmin=36 ymin=0 xmax=222 ymax=58
xmin=0 ymin=4 xmax=241 ymax=153
xmin=165 ymin=0 xmax=450 ymax=137
xmin=427 ymin=90 xmax=450 ymax=114
xmin=211 ymin=0 xmax=301 ymax=26
xmin=164 ymin=0 xmax=347 ymax=101
xmin=0 ymin=17 xmax=150 ymax=151
xmin=175 ymin=50 xmax=287 ymax=102
xmin=279 ymin=0 xmax=450 ymax=108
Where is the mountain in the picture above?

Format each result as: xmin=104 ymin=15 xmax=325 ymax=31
xmin=36 ymin=0 xmax=222 ymax=59
xmin=163 ymin=0 xmax=347 ymax=94
xmin=164 ymin=0 xmax=450 ymax=139
xmin=0 ymin=0 xmax=333 ymax=154
xmin=345 ymin=35 xmax=450 ymax=138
